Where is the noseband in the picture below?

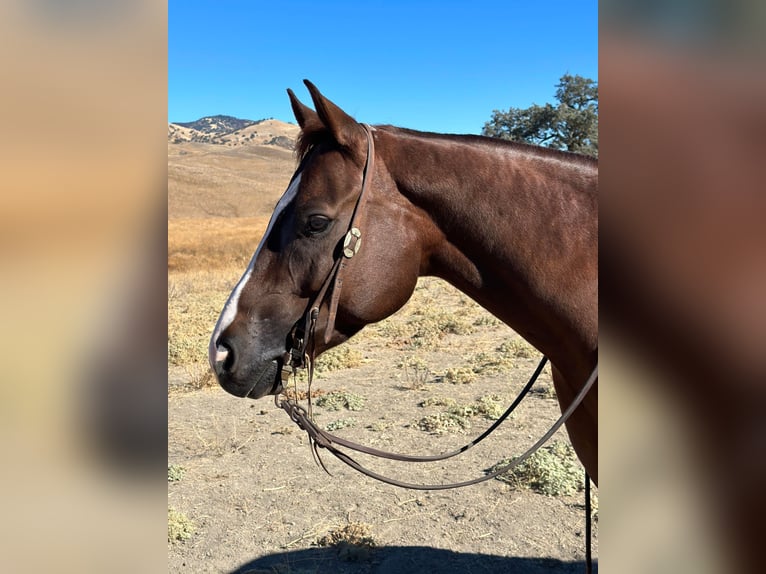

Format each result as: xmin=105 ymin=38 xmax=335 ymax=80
xmin=280 ymin=123 xmax=376 ymax=384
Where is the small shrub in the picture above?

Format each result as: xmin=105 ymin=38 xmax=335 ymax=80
xmin=315 ymin=391 xmax=366 ymax=411
xmin=186 ymin=366 xmax=216 ymax=390
xmin=325 ymin=418 xmax=356 ymax=431
xmin=282 ymin=386 xmax=327 ymax=402
xmin=497 ymin=339 xmax=535 ymax=358
xmin=417 ymin=412 xmax=471 ymax=434
xmin=443 ymin=367 xmax=477 ymax=385
xmin=408 ymin=308 xmax=474 ymax=348
xmin=417 ymin=395 xmax=506 ymax=433
xmin=490 ymin=441 xmax=583 ymax=496
xmin=167 ymin=464 xmax=186 ymax=482
xmin=475 ymin=394 xmax=505 ymax=419
xmin=446 ymin=404 xmax=478 ymax=418
xmin=168 ymin=508 xmax=195 ymax=543
xmin=470 ymin=351 xmax=515 ymax=374
xmin=397 ymin=355 xmax=433 ymax=389
xmin=418 ymin=396 xmax=457 ymax=409
xmin=473 ymin=314 xmax=502 ymax=327
xmin=316 ymin=522 xmax=376 ymax=562
xmin=367 ymin=419 xmax=393 ymax=432
xmin=315 ymin=346 xmax=363 ymax=373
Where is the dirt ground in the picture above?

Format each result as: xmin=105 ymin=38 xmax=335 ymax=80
xmin=168 ymin=284 xmax=598 ymax=573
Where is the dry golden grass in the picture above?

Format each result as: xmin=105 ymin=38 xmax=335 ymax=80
xmin=168 ymin=140 xmax=296 ymax=219
xmin=167 ymin=134 xmax=296 ymax=372
xmin=168 ymin=266 xmax=241 ymax=367
xmin=168 ymin=217 xmax=269 ymax=272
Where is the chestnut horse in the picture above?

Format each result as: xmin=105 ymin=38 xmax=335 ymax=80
xmin=209 ymin=81 xmax=598 ymax=483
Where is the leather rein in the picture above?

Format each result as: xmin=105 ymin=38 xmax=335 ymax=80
xmin=278 ymin=358 xmax=596 ymax=491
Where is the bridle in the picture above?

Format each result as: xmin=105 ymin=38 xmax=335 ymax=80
xmin=275 ymin=123 xmax=597 ymax=571
xmin=278 ymin=123 xmax=376 ymax=385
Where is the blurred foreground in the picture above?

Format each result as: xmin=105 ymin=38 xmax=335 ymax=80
xmin=601 ymin=2 xmax=766 ymax=573
xmin=0 ymin=1 xmax=167 ymax=572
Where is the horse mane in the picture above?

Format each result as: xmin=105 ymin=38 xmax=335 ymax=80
xmin=295 ymin=123 xmax=597 ymax=167
xmin=295 ymin=125 xmax=332 ymax=161
xmin=379 ymin=125 xmax=598 ymax=165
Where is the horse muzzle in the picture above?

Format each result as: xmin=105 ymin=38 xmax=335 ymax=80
xmin=211 ymin=337 xmax=283 ymax=399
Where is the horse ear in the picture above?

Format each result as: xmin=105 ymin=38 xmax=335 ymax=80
xmin=287 ymin=88 xmax=322 ymax=131
xmin=303 ymin=79 xmax=365 ymax=152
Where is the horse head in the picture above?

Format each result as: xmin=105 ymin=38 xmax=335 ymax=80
xmin=209 ymin=81 xmax=426 ymax=399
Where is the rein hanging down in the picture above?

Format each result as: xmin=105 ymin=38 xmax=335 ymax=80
xmin=276 ymin=357 xmax=597 ymax=490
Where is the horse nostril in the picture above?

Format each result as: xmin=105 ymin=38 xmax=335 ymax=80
xmin=215 ymin=338 xmax=235 ymax=373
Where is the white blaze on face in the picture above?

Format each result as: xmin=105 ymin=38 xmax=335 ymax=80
xmin=208 ymin=174 xmax=302 ymax=370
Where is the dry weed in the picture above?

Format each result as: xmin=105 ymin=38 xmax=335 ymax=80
xmin=396 ymin=355 xmax=433 ymax=389
xmin=282 ymin=387 xmax=328 ymax=402
xmin=490 ymin=441 xmax=584 ymax=496
xmin=186 ymin=365 xmax=216 ymax=390
xmin=442 ymin=366 xmax=477 ymax=384
xmin=316 ymin=522 xmax=376 ymax=562
xmin=167 ymin=464 xmax=186 ymax=482
xmin=474 ymin=394 xmax=507 ymax=419
xmin=497 ymin=338 xmax=535 ymax=358
xmin=417 ymin=412 xmax=472 ymax=434
xmin=325 ymin=418 xmax=356 ymax=431
xmin=168 ymin=508 xmax=195 ymax=543
xmin=417 ymin=394 xmax=509 ymax=434
xmin=315 ymin=391 xmax=366 ymax=411
xmin=314 ymin=346 xmax=363 ymax=373
xmin=418 ymin=396 xmax=458 ymax=409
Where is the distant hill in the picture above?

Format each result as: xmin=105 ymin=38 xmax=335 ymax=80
xmin=175 ymin=115 xmax=258 ymax=135
xmin=168 ymin=117 xmax=300 ymax=219
xmin=168 ymin=117 xmax=299 ymax=150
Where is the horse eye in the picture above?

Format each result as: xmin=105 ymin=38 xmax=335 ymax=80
xmin=304 ymin=215 xmax=331 ymax=236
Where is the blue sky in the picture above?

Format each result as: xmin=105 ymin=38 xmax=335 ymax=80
xmin=169 ymin=1 xmax=597 ymax=135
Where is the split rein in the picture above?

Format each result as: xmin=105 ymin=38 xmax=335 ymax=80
xmin=277 ymin=357 xmax=596 ymax=490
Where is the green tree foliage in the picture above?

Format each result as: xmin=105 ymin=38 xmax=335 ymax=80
xmin=482 ymin=74 xmax=598 ymax=157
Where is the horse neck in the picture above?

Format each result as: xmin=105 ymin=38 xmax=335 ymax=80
xmin=376 ymin=128 xmax=598 ymax=367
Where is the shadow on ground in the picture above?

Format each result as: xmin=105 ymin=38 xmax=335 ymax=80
xmin=230 ymin=545 xmax=595 ymax=574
